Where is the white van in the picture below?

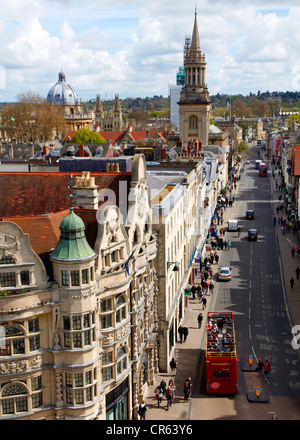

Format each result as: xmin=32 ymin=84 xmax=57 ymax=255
xmin=228 ymin=219 xmax=239 ymax=231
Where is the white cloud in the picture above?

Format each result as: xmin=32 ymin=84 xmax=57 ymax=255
xmin=0 ymin=0 xmax=300 ymax=101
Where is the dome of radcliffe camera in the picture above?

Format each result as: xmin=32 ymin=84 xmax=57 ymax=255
xmin=47 ymin=70 xmax=79 ymax=104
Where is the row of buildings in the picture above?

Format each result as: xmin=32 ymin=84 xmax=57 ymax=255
xmin=2 ymin=10 xmax=294 ymax=421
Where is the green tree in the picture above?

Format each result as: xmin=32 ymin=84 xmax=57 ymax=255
xmin=70 ymin=128 xmax=106 ymax=143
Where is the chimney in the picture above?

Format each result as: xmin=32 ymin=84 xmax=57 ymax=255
xmin=160 ymin=145 xmax=166 ymax=160
xmin=194 ymin=140 xmax=199 ymax=153
xmin=79 ymin=143 xmax=85 ymax=157
xmin=43 ymin=143 xmax=49 ymax=156
xmin=127 ymin=124 xmax=133 ymax=133
xmin=72 ymin=171 xmax=99 ymax=210
xmin=114 ymin=163 xmax=119 ymax=172
xmin=199 ymin=140 xmax=203 ymax=151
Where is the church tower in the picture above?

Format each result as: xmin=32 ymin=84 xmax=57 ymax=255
xmin=179 ymin=10 xmax=211 ymax=145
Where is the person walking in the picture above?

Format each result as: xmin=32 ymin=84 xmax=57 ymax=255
xmin=290 ymin=277 xmax=295 ymax=290
xmin=170 ymin=358 xmax=177 ymax=376
xmin=138 ymin=400 xmax=147 ymax=420
xmin=166 ymin=385 xmax=173 ymax=410
xmin=296 ymin=267 xmax=300 ymax=280
xmin=197 ymin=312 xmax=203 ymax=329
xmin=202 ymin=296 xmax=207 ymax=310
xmin=160 ymin=379 xmax=166 ymax=397
xmin=178 ymin=325 xmax=184 ymax=343
xmin=227 ymin=240 xmax=231 ymax=250
xmin=183 ymin=381 xmax=190 ymax=403
xmin=169 ymin=378 xmax=176 ymax=401
xmin=257 ymin=358 xmax=264 ymax=378
xmin=264 ymin=359 xmax=271 ymax=381
xmin=208 ymin=282 xmax=214 ymax=296
xmin=183 ymin=326 xmax=189 ymax=342
xmin=154 ymin=386 xmax=163 ymax=407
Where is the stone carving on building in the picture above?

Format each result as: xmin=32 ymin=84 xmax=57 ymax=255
xmin=0 ymin=355 xmax=43 ymax=375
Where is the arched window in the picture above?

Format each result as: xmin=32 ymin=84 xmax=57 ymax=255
xmin=1 ymin=383 xmax=28 ymax=414
xmin=189 ymin=116 xmax=198 ymax=130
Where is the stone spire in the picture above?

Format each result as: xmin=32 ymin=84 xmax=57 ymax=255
xmin=189 ymin=9 xmax=201 ymax=58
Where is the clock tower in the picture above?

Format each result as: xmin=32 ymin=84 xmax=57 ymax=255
xmin=179 ymin=10 xmax=211 ymax=145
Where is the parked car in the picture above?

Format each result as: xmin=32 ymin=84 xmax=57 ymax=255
xmin=245 ymin=209 xmax=254 ymax=220
xmin=218 ymin=267 xmax=232 ymax=281
xmin=248 ymin=229 xmax=258 ymax=241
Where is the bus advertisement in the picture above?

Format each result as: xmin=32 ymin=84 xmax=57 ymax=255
xmin=259 ymin=162 xmax=268 ymax=177
xmin=205 ymin=311 xmax=238 ymax=394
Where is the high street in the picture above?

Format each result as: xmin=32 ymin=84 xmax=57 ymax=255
xmin=191 ymin=144 xmax=300 ymax=419
xmin=146 ymin=144 xmax=300 ymax=420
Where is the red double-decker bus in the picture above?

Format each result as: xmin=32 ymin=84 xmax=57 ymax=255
xmin=205 ymin=311 xmax=238 ymax=394
xmin=259 ymin=162 xmax=268 ymax=176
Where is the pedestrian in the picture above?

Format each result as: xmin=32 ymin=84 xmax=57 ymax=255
xmin=183 ymin=326 xmax=189 ymax=342
xmin=169 ymin=378 xmax=176 ymax=400
xmin=196 ymin=285 xmax=202 ymax=300
xmin=178 ymin=325 xmax=184 ymax=343
xmin=160 ymin=379 xmax=166 ymax=396
xmin=202 ymin=296 xmax=207 ymax=310
xmin=191 ymin=284 xmax=196 ymax=300
xmin=296 ymin=267 xmax=300 ymax=280
xmin=227 ymin=240 xmax=231 ymax=250
xmin=208 ymin=282 xmax=214 ymax=295
xmin=166 ymin=385 xmax=173 ymax=410
xmin=256 ymin=358 xmax=264 ymax=378
xmin=197 ymin=312 xmax=203 ymax=329
xmin=203 ymin=280 xmax=209 ymax=294
xmin=186 ymin=377 xmax=192 ymax=395
xmin=170 ymin=358 xmax=177 ymax=376
xmin=183 ymin=381 xmax=190 ymax=402
xmin=138 ymin=400 xmax=147 ymax=420
xmin=264 ymin=359 xmax=271 ymax=381
xmin=154 ymin=386 xmax=163 ymax=407
xmin=291 ymin=247 xmax=295 ymax=258
xmin=290 ymin=277 xmax=295 ymax=290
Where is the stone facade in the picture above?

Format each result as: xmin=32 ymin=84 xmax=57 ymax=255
xmin=0 ymin=154 xmax=158 ymax=420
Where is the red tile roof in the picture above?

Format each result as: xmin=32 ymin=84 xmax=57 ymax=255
xmin=1 ymin=210 xmax=69 ymax=258
xmin=0 ymin=172 xmax=131 ymax=217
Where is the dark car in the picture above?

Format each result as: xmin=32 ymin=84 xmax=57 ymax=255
xmin=245 ymin=209 xmax=254 ymax=220
xmin=248 ymin=229 xmax=258 ymax=241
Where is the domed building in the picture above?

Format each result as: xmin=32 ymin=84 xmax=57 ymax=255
xmin=47 ymin=70 xmax=79 ymax=106
xmin=47 ymin=69 xmax=93 ymax=132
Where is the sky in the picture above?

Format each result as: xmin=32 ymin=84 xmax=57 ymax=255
xmin=0 ymin=0 xmax=300 ymax=102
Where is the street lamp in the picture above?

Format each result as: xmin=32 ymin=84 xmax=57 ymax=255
xmin=167 ymin=261 xmax=180 ymax=272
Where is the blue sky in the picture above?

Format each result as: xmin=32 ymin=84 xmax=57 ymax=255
xmin=0 ymin=0 xmax=299 ymax=102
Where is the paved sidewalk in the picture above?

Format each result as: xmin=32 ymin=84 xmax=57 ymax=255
xmin=144 ymin=154 xmax=300 ymax=421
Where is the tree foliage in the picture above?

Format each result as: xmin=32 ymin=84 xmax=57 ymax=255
xmin=1 ymin=92 xmax=65 ymax=142
xmin=70 ymin=128 xmax=106 ymax=143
